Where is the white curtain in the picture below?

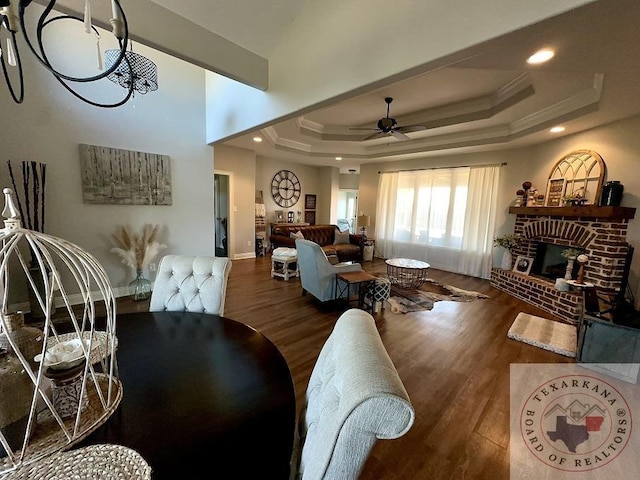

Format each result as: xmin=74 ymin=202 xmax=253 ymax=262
xmin=457 ymin=165 xmax=500 ymax=278
xmin=375 ymin=165 xmax=501 ymax=278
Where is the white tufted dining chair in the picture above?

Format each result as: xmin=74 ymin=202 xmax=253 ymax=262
xmin=149 ymin=255 xmax=232 ymax=315
xmin=291 ymin=308 xmax=415 ymax=480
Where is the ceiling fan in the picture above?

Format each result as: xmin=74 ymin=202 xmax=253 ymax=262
xmin=350 ymin=97 xmax=427 ymax=141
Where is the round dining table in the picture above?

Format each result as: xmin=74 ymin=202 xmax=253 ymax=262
xmin=81 ymin=311 xmax=296 ymax=479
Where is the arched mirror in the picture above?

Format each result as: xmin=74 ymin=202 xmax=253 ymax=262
xmin=544 ymin=150 xmax=606 ymax=206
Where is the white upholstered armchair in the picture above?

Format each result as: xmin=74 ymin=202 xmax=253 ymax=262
xmin=295 ymin=239 xmax=363 ymax=302
xmin=149 ymin=255 xmax=232 ymax=315
xmin=291 ymin=308 xmax=415 ymax=479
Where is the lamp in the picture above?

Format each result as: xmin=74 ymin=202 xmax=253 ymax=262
xmin=0 ymin=0 xmax=150 ymax=108
xmin=357 ymin=215 xmax=370 ymax=237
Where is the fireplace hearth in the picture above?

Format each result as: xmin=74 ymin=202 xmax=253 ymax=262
xmin=491 ymin=206 xmax=635 ymax=324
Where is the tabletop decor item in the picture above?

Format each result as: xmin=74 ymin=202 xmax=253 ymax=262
xmin=111 ymin=224 xmax=166 ymax=301
xmin=6 ymin=160 xmax=53 ymax=319
xmin=575 ymin=254 xmax=589 ymax=284
xmin=561 ymin=248 xmax=582 ymax=280
xmin=493 ymin=233 xmax=522 ymax=270
xmin=0 ymin=187 xmax=121 ymax=474
xmin=0 ymin=311 xmax=43 ymax=370
xmin=599 ymin=180 xmax=624 ymax=206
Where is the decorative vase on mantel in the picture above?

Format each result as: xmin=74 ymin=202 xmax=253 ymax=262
xmin=501 ymin=250 xmax=513 ymax=270
xmin=129 ymin=268 xmax=152 ymax=301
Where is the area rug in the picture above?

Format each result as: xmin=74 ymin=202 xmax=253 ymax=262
xmin=385 ymin=278 xmax=489 ymax=314
xmin=507 ymin=312 xmax=577 ymax=357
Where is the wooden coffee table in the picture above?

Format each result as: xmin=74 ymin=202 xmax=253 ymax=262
xmin=385 ymin=258 xmax=430 ymax=288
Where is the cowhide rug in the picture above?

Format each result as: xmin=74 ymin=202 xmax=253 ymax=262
xmin=385 ymin=277 xmax=489 ymax=314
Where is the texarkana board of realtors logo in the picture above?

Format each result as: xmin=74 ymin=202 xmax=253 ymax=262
xmin=511 ymin=364 xmax=639 ymax=479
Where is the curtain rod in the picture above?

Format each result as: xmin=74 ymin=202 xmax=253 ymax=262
xmin=378 ymin=162 xmax=507 ymax=174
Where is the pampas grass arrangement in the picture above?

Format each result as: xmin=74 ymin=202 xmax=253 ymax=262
xmin=111 ymin=224 xmax=166 ymax=271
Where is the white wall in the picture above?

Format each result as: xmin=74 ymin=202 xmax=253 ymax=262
xmin=213 ymin=144 xmax=256 ymax=259
xmin=0 ymin=15 xmax=214 ymax=304
xmin=359 ymin=114 xmax=640 ymax=306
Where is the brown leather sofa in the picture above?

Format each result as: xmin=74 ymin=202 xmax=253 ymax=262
xmin=270 ymin=224 xmax=363 ymax=262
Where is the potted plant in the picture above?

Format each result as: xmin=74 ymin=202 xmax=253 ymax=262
xmin=563 ymin=187 xmax=587 ymax=206
xmin=493 ymin=233 xmax=522 ymax=269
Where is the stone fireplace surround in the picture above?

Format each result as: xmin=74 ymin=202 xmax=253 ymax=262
xmin=490 ymin=206 xmax=636 ymax=324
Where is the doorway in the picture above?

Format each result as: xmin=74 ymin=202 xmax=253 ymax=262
xmin=214 ymin=173 xmax=230 ymax=257
xmin=337 ymin=190 xmax=358 ymax=233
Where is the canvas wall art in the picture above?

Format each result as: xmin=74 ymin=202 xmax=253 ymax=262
xmin=79 ymin=144 xmax=172 ymax=205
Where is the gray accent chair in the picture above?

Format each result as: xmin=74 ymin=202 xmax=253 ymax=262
xmin=149 ymin=255 xmax=232 ymax=315
xmin=295 ymin=239 xmax=362 ymax=302
xmin=291 ymin=308 xmax=415 ymax=479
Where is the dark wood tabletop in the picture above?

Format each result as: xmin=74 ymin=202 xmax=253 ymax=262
xmin=81 ymin=311 xmax=296 ymax=479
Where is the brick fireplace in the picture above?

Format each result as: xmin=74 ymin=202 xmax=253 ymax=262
xmin=490 ymin=205 xmax=636 ymax=324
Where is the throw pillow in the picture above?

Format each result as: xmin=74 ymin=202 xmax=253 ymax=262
xmin=290 ymin=230 xmax=305 ymax=239
xmin=333 ymin=230 xmax=350 ymax=244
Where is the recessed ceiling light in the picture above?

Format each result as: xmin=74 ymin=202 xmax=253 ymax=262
xmin=527 ymin=49 xmax=555 ymax=65
xmin=335 ymin=156 xmax=342 ymax=161
xmin=252 ymin=136 xmax=262 ymax=142
xmin=549 ymin=126 xmax=565 ymax=133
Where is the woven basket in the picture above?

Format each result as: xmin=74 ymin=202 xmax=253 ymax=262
xmin=4 ymin=444 xmax=151 ymax=479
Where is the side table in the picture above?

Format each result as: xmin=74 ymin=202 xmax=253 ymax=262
xmin=335 ymin=271 xmax=377 ymax=313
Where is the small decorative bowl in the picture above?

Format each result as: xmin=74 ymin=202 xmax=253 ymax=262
xmin=34 ymin=338 xmax=91 ymax=371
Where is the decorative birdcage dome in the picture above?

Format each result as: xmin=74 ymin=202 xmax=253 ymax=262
xmin=0 ymin=188 xmax=121 ymax=474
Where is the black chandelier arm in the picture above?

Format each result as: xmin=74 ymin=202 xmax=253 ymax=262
xmin=0 ymin=26 xmax=24 ymax=103
xmin=19 ymin=0 xmax=129 ymax=83
xmin=50 ymin=52 xmax=135 ymax=108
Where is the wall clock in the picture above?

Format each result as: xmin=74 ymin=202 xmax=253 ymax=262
xmin=271 ymin=169 xmax=301 ymax=208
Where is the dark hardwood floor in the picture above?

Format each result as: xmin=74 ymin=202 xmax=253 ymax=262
xmin=116 ymin=256 xmax=573 ymax=479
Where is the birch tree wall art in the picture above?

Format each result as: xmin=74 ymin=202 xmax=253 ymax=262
xmin=79 ymin=144 xmax=172 ymax=205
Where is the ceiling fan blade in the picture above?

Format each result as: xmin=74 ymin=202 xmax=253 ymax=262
xmin=397 ymin=125 xmax=427 ymax=133
xmin=348 ymin=127 xmax=379 ymax=131
xmin=362 ymin=131 xmax=387 ymax=141
xmin=391 ymin=130 xmax=410 ymax=141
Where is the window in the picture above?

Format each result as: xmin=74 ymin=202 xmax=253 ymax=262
xmin=393 ymin=168 xmax=470 ymax=249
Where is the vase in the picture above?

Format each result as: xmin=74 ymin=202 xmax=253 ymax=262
xmin=0 ymin=312 xmax=44 ymax=370
xmin=501 ymin=250 xmax=513 ymax=270
xmin=0 ymin=349 xmax=34 ymax=458
xmin=600 ymin=180 xmax=624 ymax=206
xmin=129 ymin=268 xmax=152 ymax=301
xmin=27 ymin=263 xmax=56 ymax=320
xmin=564 ymin=258 xmax=574 ymax=280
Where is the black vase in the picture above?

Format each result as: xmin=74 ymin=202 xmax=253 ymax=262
xmin=27 ymin=264 xmax=56 ymax=320
xmin=600 ymin=181 xmax=624 ymax=206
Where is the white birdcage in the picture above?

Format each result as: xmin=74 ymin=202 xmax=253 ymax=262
xmin=0 ymin=188 xmax=121 ymax=474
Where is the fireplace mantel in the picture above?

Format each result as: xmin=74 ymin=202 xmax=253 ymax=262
xmin=509 ymin=205 xmax=636 ymax=220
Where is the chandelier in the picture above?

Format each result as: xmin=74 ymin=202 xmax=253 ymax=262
xmin=0 ymin=1 xmax=155 ymax=108
xmin=104 ymin=46 xmax=158 ymax=96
